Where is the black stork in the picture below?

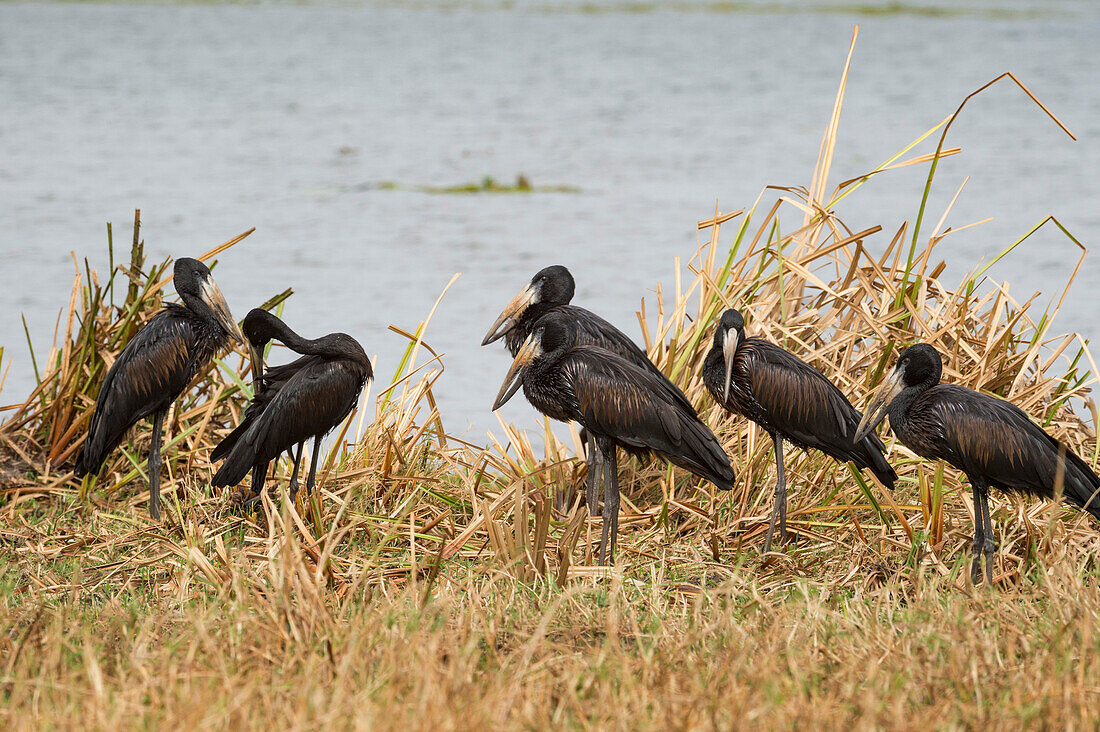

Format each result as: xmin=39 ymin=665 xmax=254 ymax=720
xmin=482 ymin=265 xmax=697 ymax=517
xmin=482 ymin=265 xmax=664 ymax=377
xmin=855 ymin=342 xmax=1100 ymax=584
xmin=493 ymin=310 xmax=736 ymax=564
xmin=76 ymin=257 xmax=244 ymax=519
xmin=210 ymin=308 xmax=310 ymax=501
xmin=703 ymin=309 xmax=897 ymax=553
xmin=211 ymin=310 xmax=372 ymax=501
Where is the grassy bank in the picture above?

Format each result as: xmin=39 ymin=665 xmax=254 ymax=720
xmin=2 ymin=39 xmax=1099 ymax=728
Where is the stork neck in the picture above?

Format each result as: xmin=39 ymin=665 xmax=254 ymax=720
xmin=528 ymin=345 xmax=565 ymax=379
xmin=518 ymin=301 xmax=557 ymax=332
xmin=179 ymin=291 xmax=215 ymax=327
xmin=265 ymin=320 xmax=336 ymax=358
xmin=888 ymin=376 xmax=936 ymax=424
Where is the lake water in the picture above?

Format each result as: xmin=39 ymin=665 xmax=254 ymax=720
xmin=2 ymin=0 xmax=1098 ymax=439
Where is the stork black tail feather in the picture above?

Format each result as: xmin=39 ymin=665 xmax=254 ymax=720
xmin=212 ymin=371 xmax=290 ymax=463
xmin=74 ymin=446 xmax=94 ymax=477
xmin=211 ymin=420 xmax=266 ymax=489
xmin=210 ymin=419 xmax=250 ymax=462
xmin=211 ymin=445 xmax=256 ymax=489
xmin=1060 ymin=445 xmax=1100 ymax=521
xmin=672 ymin=418 xmax=737 ymax=492
xmin=860 ymin=433 xmax=898 ymax=490
xmin=74 ymin=427 xmax=123 ymax=479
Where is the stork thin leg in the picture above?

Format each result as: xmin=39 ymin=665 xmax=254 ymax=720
xmin=586 ymin=437 xmax=600 ymax=517
xmin=969 ymin=480 xmax=986 ymax=585
xmin=304 ymin=438 xmax=323 ymax=496
xmin=597 ymin=441 xmax=619 ymax=566
xmin=607 ymin=451 xmax=620 ymax=564
xmin=583 ymin=437 xmax=602 ymax=565
xmin=978 ymin=484 xmax=997 ymax=585
xmin=288 ymin=443 xmax=305 ymax=499
xmin=147 ymin=409 xmax=166 ymax=521
xmin=247 ymin=372 xmax=266 ymax=500
xmin=763 ymin=435 xmax=786 ymax=553
xmin=597 ymin=451 xmax=612 ymax=566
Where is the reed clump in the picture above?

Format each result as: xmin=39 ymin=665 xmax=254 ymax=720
xmin=2 ymin=36 xmax=1099 ymax=728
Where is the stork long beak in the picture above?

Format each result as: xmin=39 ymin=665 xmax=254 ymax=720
xmin=200 ymin=276 xmax=245 ymax=345
xmin=248 ymin=343 xmax=265 ymax=388
xmin=492 ymin=333 xmax=541 ymax=411
xmin=854 ymin=367 xmax=905 ymax=443
xmin=722 ymin=329 xmax=739 ymax=403
xmin=482 ymin=282 xmax=537 ymax=346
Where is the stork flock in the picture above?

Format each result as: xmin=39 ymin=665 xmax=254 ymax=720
xmin=75 ymin=260 xmax=1100 ymax=582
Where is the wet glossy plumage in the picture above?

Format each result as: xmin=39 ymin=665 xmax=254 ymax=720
xmin=528 ymin=345 xmax=735 ymax=487
xmin=209 ymin=354 xmax=312 ymax=490
xmin=702 ymin=309 xmax=895 ymax=552
xmin=77 ymin=306 xmax=225 ymax=475
xmin=858 ymin=342 xmax=1100 ymax=584
xmin=497 ymin=310 xmax=734 ymax=563
xmin=75 ymin=258 xmax=241 ymax=519
xmin=211 ymin=312 xmax=372 ymax=497
xmin=703 ymin=332 xmax=896 ymax=487
xmin=889 ymin=376 xmax=1100 ymax=517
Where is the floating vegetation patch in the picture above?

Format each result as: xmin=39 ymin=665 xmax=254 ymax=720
xmin=372 ymin=175 xmax=581 ymax=195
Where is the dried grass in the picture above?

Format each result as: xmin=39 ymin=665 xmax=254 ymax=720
xmin=2 ymin=35 xmax=1099 ymax=728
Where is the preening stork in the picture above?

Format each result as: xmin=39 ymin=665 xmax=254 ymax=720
xmin=211 ymin=310 xmax=372 ymax=501
xmin=493 ymin=310 xmax=735 ymax=564
xmin=855 ymin=343 xmax=1100 ymax=584
xmin=210 ymin=308 xmax=312 ymax=500
xmin=76 ymin=257 xmax=244 ymax=519
xmin=703 ymin=309 xmax=896 ymax=552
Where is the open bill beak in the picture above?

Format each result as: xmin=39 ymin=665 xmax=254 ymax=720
xmin=854 ymin=367 xmax=905 ymax=443
xmin=482 ymin=282 xmax=536 ymax=346
xmin=201 ymin=276 xmax=245 ymax=345
xmin=722 ymin=329 xmax=739 ymax=403
xmin=492 ymin=333 xmax=540 ymax=411
xmin=248 ymin=343 xmax=265 ymax=387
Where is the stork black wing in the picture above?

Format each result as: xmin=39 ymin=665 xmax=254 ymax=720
xmin=914 ymin=385 xmax=1100 ymax=516
xmin=77 ymin=309 xmax=204 ymax=474
xmin=211 ymin=358 xmax=366 ymax=488
xmin=739 ymin=340 xmax=896 ymax=486
xmin=563 ymin=347 xmax=734 ymax=490
xmin=210 ymin=354 xmax=320 ymax=463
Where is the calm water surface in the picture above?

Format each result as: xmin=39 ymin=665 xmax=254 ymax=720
xmin=2 ymin=1 xmax=1098 ymax=437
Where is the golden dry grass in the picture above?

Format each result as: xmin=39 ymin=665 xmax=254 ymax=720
xmin=2 ymin=32 xmax=1099 ymax=729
